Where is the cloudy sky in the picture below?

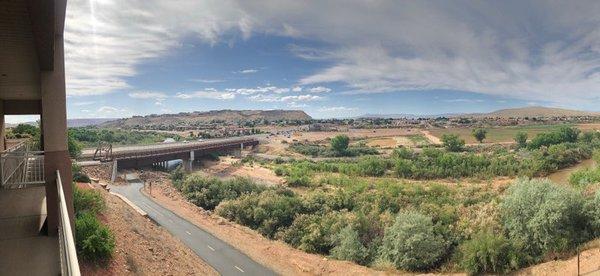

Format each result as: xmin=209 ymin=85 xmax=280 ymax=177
xmin=61 ymin=0 xmax=600 ymax=119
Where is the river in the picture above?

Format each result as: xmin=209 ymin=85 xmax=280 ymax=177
xmin=546 ymin=159 xmax=597 ymax=185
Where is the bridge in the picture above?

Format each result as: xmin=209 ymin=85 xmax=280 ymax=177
xmin=81 ymin=137 xmax=259 ymax=172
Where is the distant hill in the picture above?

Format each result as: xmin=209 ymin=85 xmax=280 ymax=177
xmin=361 ymin=106 xmax=600 ymax=119
xmin=101 ymin=109 xmax=312 ymax=128
xmin=471 ymin=106 xmax=600 ymax=118
xmin=68 ymin=118 xmax=114 ymax=127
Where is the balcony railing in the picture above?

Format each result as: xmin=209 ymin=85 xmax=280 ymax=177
xmin=56 ymin=170 xmax=81 ymax=276
xmin=0 ymin=151 xmax=45 ymax=188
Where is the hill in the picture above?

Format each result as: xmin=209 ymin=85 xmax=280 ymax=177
xmin=68 ymin=118 xmax=114 ymax=127
xmin=100 ymin=109 xmax=312 ymax=128
xmin=472 ymin=106 xmax=600 ymax=118
xmin=361 ymin=106 xmax=600 ymax=119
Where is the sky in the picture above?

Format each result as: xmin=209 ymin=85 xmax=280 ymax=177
xmin=54 ymin=0 xmax=600 ymax=121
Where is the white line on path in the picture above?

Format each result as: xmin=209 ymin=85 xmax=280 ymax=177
xmin=207 ymin=245 xmax=215 ymax=251
xmin=234 ymin=266 xmax=245 ymax=273
xmin=186 ymin=230 xmax=192 ymax=235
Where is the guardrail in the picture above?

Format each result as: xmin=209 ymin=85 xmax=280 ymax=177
xmin=56 ymin=170 xmax=81 ymax=276
xmin=113 ymin=137 xmax=259 ymax=160
xmin=0 ymin=151 xmax=45 ymax=188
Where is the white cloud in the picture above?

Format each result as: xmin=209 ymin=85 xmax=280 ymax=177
xmin=188 ymin=79 xmax=225 ymax=83
xmin=95 ymin=106 xmax=132 ymax=117
xmin=249 ymin=94 xmax=323 ymax=102
xmin=318 ymin=106 xmax=358 ymax=112
xmin=71 ymin=101 xmax=95 ymax=106
xmin=292 ymin=86 xmax=302 ymax=92
xmin=128 ymin=91 xmax=168 ymax=99
xmin=239 ymin=69 xmax=258 ymax=74
xmin=175 ymin=89 xmax=236 ymax=100
xmin=64 ymin=0 xmax=600 ymax=105
xmin=307 ymin=86 xmax=332 ymax=93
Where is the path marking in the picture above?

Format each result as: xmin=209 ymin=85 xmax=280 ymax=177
xmin=207 ymin=245 xmax=215 ymax=251
xmin=185 ymin=230 xmax=192 ymax=235
xmin=234 ymin=266 xmax=245 ymax=273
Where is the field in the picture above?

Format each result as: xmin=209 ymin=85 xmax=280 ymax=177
xmin=428 ymin=124 xmax=580 ymax=144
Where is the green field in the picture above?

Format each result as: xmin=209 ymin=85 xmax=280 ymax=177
xmin=429 ymin=124 xmax=575 ymax=144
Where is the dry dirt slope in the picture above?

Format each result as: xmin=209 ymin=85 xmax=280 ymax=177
xmin=101 ymin=109 xmax=312 ymax=128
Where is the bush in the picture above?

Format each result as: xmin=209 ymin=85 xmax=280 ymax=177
xmin=379 ymin=211 xmax=447 ymax=271
xmin=72 ymin=163 xmax=91 ymax=183
xmin=528 ymin=126 xmax=580 ymax=149
xmin=441 ymin=134 xmax=465 ymax=152
xmin=514 ymin=131 xmax=528 ymax=148
xmin=286 ymin=167 xmax=312 ymax=187
xmin=170 ymin=165 xmax=185 ymax=189
xmin=216 ymin=190 xmax=303 ymax=238
xmin=73 ymin=186 xmax=105 ymax=216
xmin=500 ymin=179 xmax=589 ymax=261
xmin=459 ymin=232 xmax=519 ymax=274
xmin=331 ymin=135 xmax=350 ymax=153
xmin=180 ymin=175 xmax=265 ymax=210
xmin=569 ymin=168 xmax=600 ymax=188
xmin=330 ymin=225 xmax=368 ymax=264
xmin=472 ymin=128 xmax=487 ymax=143
xmin=75 ymin=212 xmax=115 ymax=262
xmin=357 ymin=157 xmax=387 ymax=177
xmin=587 ymin=190 xmax=600 ymax=235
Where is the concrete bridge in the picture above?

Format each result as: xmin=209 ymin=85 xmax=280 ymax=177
xmin=81 ymin=137 xmax=259 ymax=172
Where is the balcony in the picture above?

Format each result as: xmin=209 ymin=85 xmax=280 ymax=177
xmin=0 ymin=145 xmax=80 ymax=275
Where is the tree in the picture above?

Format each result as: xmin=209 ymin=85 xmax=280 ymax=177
xmin=441 ymin=134 xmax=465 ymax=152
xmin=514 ymin=132 xmax=528 ymax=148
xmin=330 ymin=225 xmax=368 ymax=263
xmin=471 ymin=128 xmax=487 ymax=143
xmin=331 ymin=135 xmax=350 ymax=153
xmin=500 ymin=178 xmax=588 ymax=259
xmin=12 ymin=123 xmax=39 ymax=137
xmin=68 ymin=132 xmax=82 ymax=158
xmin=379 ymin=211 xmax=447 ymax=271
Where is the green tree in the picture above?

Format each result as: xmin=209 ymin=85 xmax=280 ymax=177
xmin=379 ymin=211 xmax=447 ymax=271
xmin=514 ymin=131 xmax=528 ymax=148
xmin=68 ymin=132 xmax=82 ymax=158
xmin=330 ymin=225 xmax=368 ymax=264
xmin=331 ymin=135 xmax=350 ymax=153
xmin=500 ymin=178 xmax=589 ymax=260
xmin=12 ymin=123 xmax=39 ymax=137
xmin=471 ymin=128 xmax=487 ymax=143
xmin=441 ymin=134 xmax=465 ymax=152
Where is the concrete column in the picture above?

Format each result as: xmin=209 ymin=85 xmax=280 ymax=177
xmin=0 ymin=100 xmax=4 ymax=151
xmin=41 ymin=36 xmax=73 ymax=236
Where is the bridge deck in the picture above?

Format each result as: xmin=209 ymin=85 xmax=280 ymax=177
xmin=81 ymin=137 xmax=259 ymax=160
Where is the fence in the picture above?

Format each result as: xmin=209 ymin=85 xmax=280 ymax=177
xmin=0 ymin=149 xmax=45 ymax=188
xmin=56 ymin=170 xmax=81 ymax=276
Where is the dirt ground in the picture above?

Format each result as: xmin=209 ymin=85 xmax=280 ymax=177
xmin=137 ymin=171 xmax=396 ymax=276
xmin=80 ymin=187 xmax=217 ymax=275
xmin=516 ymin=241 xmax=600 ymax=276
xmin=199 ymin=157 xmax=284 ymax=186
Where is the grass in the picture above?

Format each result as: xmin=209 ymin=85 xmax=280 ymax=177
xmin=406 ymin=134 xmax=430 ymax=146
xmin=429 ymin=124 xmax=574 ymax=144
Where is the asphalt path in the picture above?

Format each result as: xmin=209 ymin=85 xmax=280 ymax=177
xmin=111 ymin=180 xmax=277 ymax=276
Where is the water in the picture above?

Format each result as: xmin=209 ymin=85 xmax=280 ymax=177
xmin=547 ymin=159 xmax=597 ymax=185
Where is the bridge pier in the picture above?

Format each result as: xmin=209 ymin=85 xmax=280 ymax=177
xmin=182 ymin=151 xmax=194 ymax=172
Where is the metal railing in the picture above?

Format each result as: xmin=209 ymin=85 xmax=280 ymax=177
xmin=1 ymin=150 xmax=45 ymax=188
xmin=56 ymin=170 xmax=81 ymax=276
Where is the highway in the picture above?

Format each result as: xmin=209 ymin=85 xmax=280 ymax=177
xmin=111 ymin=179 xmax=277 ymax=276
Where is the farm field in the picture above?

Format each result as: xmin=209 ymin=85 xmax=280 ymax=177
xmin=428 ymin=124 xmax=581 ymax=144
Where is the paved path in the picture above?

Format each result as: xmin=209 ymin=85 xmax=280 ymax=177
xmin=111 ymin=180 xmax=277 ymax=276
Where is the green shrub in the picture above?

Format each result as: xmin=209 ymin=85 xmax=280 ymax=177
xmin=441 ymin=134 xmax=465 ymax=152
xmin=216 ymin=190 xmax=303 ymax=238
xmin=514 ymin=131 xmax=528 ymax=148
xmin=75 ymin=212 xmax=115 ymax=262
xmin=459 ymin=232 xmax=519 ymax=274
xmin=379 ymin=211 xmax=447 ymax=271
xmin=72 ymin=164 xmax=91 ymax=183
xmin=286 ymin=167 xmax=312 ymax=187
xmin=180 ymin=175 xmax=265 ymax=210
xmin=528 ymin=126 xmax=580 ymax=149
xmin=569 ymin=168 xmax=600 ymax=188
xmin=357 ymin=157 xmax=387 ymax=177
xmin=73 ymin=186 xmax=105 ymax=216
xmin=331 ymin=135 xmax=350 ymax=153
xmin=330 ymin=225 xmax=368 ymax=264
xmin=500 ymin=178 xmax=589 ymax=261
xmin=273 ymin=166 xmax=286 ymax=176
xmin=587 ymin=190 xmax=600 ymax=235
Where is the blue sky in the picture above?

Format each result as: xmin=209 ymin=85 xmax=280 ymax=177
xmin=57 ymin=0 xmax=600 ymax=120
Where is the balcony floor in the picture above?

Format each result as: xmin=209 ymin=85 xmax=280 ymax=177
xmin=0 ymin=186 xmax=60 ymax=275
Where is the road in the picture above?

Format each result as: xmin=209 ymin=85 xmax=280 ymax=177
xmin=111 ymin=180 xmax=277 ymax=276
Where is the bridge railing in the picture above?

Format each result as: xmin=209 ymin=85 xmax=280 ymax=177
xmin=56 ymin=170 xmax=81 ymax=276
xmin=113 ymin=137 xmax=259 ymax=159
